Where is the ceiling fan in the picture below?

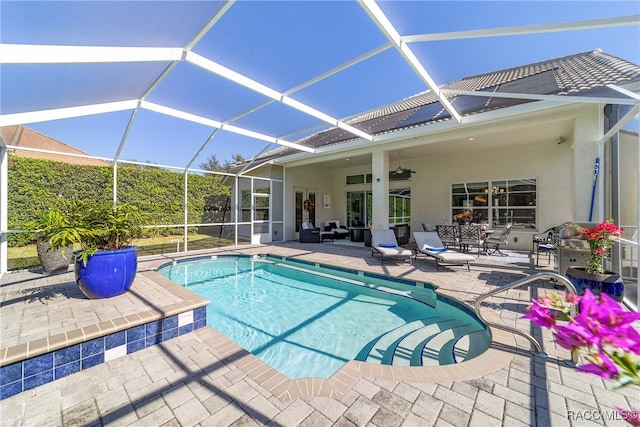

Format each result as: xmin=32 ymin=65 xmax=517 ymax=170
xmin=393 ymin=150 xmax=416 ymax=175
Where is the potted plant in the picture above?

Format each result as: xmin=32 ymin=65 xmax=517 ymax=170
xmin=29 ymin=208 xmax=74 ymax=274
xmin=453 ymin=211 xmax=473 ymax=225
xmin=43 ymin=201 xmax=153 ymax=298
xmin=565 ymin=219 xmax=625 ymax=301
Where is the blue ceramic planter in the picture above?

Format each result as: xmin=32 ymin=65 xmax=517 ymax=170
xmin=75 ymin=247 xmax=138 ymax=299
xmin=565 ymin=266 xmax=624 ymax=302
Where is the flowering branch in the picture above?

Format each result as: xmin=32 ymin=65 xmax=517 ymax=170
xmin=524 ymin=290 xmax=640 ymax=424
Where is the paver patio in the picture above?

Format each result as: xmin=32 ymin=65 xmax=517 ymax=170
xmin=1 ymin=241 xmax=637 ymax=426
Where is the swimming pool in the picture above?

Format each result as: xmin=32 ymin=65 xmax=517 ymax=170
xmin=157 ymin=255 xmax=490 ymax=379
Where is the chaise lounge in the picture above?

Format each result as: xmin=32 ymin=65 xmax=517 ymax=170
xmin=413 ymin=231 xmax=475 ymax=271
xmin=371 ymin=229 xmax=413 ymax=265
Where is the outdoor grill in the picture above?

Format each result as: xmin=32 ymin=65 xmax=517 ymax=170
xmin=557 ymin=222 xmax=597 ymax=275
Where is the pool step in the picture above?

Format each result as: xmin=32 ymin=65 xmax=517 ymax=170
xmin=364 ymin=316 xmax=447 ymax=364
xmin=453 ymin=330 xmax=492 ymax=363
xmin=420 ymin=324 xmax=482 ymax=366
xmin=392 ymin=319 xmax=463 ymax=366
xmin=364 ymin=319 xmax=486 ymax=367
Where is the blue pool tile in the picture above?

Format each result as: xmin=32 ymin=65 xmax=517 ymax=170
xmin=145 ymin=334 xmax=161 ymax=347
xmin=1 ymin=381 xmax=23 ymax=399
xmin=24 ymin=353 xmax=53 ymax=378
xmin=194 ymin=307 xmax=206 ymax=321
xmin=81 ymin=353 xmax=104 ymax=370
xmin=145 ymin=320 xmax=161 ymax=336
xmin=126 ymin=339 xmax=145 ymax=354
xmin=55 ymin=361 xmax=80 ymax=380
xmin=24 ymin=370 xmax=53 ymax=391
xmin=0 ymin=362 xmax=22 ymax=386
xmin=178 ymin=324 xmax=193 ymax=336
xmin=162 ymin=315 xmax=178 ymax=330
xmin=162 ymin=328 xmax=178 ymax=341
xmin=105 ymin=331 xmax=126 ymax=350
xmin=194 ymin=319 xmax=206 ymax=330
xmin=81 ymin=337 xmax=104 ymax=358
xmin=54 ymin=344 xmax=81 ymax=366
xmin=126 ymin=325 xmax=145 ymax=342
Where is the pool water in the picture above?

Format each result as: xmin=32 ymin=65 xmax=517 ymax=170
xmin=157 ymin=255 xmax=489 ymax=379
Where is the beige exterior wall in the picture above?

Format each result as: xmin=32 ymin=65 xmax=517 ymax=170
xmin=271 ymin=104 xmax=638 ymax=251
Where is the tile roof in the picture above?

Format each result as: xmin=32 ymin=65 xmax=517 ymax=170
xmin=250 ymin=50 xmax=640 ymax=164
xmin=1 ymin=125 xmax=110 ymax=166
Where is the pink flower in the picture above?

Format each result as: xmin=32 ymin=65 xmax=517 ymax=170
xmin=522 ymin=300 xmax=558 ymax=328
xmin=554 ymin=322 xmax=597 ymax=350
xmin=578 ymin=351 xmax=620 ymax=380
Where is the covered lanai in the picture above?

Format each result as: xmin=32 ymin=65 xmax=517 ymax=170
xmin=1 ymin=1 xmax=639 ymax=283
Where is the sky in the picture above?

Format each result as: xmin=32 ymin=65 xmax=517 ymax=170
xmin=1 ymin=1 xmax=639 ymax=169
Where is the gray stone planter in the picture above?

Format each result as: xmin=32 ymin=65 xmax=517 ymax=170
xmin=36 ymin=240 xmax=73 ymax=274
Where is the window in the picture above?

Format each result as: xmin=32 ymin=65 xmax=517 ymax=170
xmin=451 ymin=180 xmax=536 ymax=229
xmin=346 ymin=174 xmax=373 ymax=185
xmin=389 ymin=188 xmax=411 ymax=224
xmin=345 ymin=189 xmax=410 ymax=226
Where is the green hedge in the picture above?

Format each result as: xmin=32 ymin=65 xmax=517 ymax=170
xmin=8 ymin=156 xmax=231 ymax=246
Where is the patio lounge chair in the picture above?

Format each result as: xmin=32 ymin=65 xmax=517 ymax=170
xmin=413 ymin=231 xmax=475 ymax=271
xmin=371 ymin=229 xmax=413 ymax=265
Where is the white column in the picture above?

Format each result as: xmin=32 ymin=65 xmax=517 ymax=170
xmin=371 ymin=149 xmax=389 ymax=230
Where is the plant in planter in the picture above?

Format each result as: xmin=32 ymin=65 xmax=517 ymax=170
xmin=44 ymin=201 xmax=154 ymax=299
xmin=565 ymin=219 xmax=625 ymax=301
xmin=29 ymin=208 xmax=74 ymax=274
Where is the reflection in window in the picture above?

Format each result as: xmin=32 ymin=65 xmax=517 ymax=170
xmin=389 ymin=188 xmax=411 ymax=224
xmin=451 ymin=180 xmax=536 ymax=229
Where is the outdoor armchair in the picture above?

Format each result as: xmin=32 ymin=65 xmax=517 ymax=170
xmin=324 ymin=220 xmax=349 ymax=239
xmin=485 ymin=224 xmax=512 ymax=255
xmin=300 ymin=222 xmax=333 ymax=243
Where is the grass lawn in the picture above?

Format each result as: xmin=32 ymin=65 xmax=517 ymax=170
xmin=7 ymin=233 xmax=237 ymax=271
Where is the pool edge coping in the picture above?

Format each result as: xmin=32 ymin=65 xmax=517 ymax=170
xmin=150 ymin=252 xmax=518 ymax=401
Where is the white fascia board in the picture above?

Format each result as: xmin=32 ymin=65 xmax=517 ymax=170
xmin=440 ymin=88 xmax=640 ymax=106
xmin=141 ymin=101 xmax=223 ymax=128
xmin=0 ymin=100 xmax=138 ymax=126
xmin=0 ymin=44 xmax=183 ymax=64
xmin=401 ymin=15 xmax=640 ymax=43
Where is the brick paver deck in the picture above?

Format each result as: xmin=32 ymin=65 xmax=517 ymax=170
xmin=1 ymin=242 xmax=637 ymax=426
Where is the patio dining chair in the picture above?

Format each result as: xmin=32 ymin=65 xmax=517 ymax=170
xmin=435 ymin=224 xmax=458 ymax=249
xmin=536 ymin=228 xmax=561 ymax=266
xmin=458 ymin=224 xmax=486 ymax=256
